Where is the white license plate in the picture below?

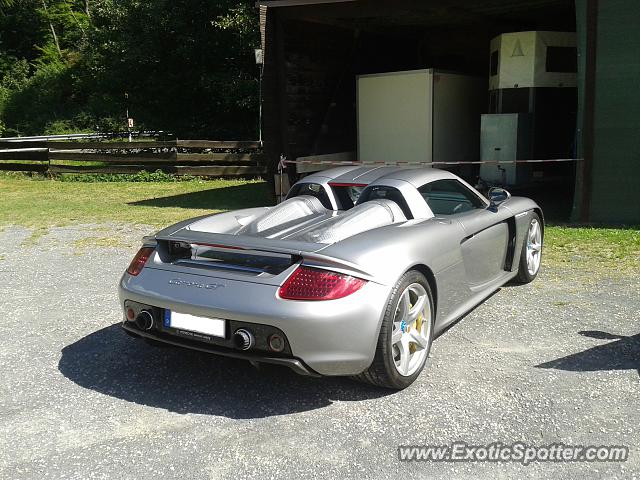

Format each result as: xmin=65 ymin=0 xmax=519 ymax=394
xmin=164 ymin=310 xmax=226 ymax=338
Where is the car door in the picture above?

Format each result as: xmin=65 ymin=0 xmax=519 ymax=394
xmin=418 ymin=179 xmax=510 ymax=289
xmin=456 ymin=209 xmax=511 ymax=288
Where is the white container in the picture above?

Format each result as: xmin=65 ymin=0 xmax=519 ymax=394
xmin=489 ymin=31 xmax=577 ymax=90
xmin=357 ymin=69 xmax=485 ymax=164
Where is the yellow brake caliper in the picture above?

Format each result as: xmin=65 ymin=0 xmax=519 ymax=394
xmin=408 ymin=306 xmax=423 ymax=354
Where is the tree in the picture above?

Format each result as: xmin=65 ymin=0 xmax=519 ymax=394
xmin=0 ymin=0 xmax=259 ymax=138
xmin=84 ymin=0 xmax=259 ymax=138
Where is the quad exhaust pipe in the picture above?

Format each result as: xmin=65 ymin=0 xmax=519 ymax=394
xmin=233 ymin=328 xmax=255 ymax=351
xmin=135 ymin=310 xmax=155 ymax=331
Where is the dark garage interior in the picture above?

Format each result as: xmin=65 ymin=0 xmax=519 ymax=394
xmin=258 ymin=0 xmax=640 ymax=224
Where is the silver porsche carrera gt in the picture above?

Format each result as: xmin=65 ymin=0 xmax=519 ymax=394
xmin=119 ymin=166 xmax=543 ymax=389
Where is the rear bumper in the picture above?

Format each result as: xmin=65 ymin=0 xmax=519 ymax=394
xmin=118 ymin=267 xmax=391 ymax=376
xmin=122 ymin=322 xmax=319 ymax=376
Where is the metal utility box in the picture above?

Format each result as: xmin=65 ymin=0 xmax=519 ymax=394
xmin=479 ymin=113 xmax=533 ymax=186
xmin=489 ymin=31 xmax=577 ymax=90
xmin=357 ymin=69 xmax=485 ymax=165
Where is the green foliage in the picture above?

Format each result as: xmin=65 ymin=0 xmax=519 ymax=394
xmin=57 ymin=169 xmax=200 ymax=183
xmin=0 ymin=0 xmax=260 ymax=138
xmin=0 ymin=56 xmax=30 ymax=123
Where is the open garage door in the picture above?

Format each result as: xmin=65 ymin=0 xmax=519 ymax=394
xmin=260 ymin=0 xmax=581 ymax=220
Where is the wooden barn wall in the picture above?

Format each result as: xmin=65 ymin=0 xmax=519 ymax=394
xmin=280 ymin=20 xmax=357 ymax=162
xmin=259 ymin=6 xmax=281 ymax=190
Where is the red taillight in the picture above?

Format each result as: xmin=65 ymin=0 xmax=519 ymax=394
xmin=126 ymin=247 xmax=154 ymax=276
xmin=279 ymin=266 xmax=366 ymax=301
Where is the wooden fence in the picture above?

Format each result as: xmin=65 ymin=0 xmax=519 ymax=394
xmin=0 ymin=139 xmax=265 ymax=177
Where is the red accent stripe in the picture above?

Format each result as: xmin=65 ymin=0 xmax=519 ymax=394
xmin=328 ymin=182 xmax=367 ymax=187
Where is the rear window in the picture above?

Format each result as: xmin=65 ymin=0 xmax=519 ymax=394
xmin=330 ymin=184 xmax=365 ymax=210
xmin=356 ymin=185 xmax=413 ymax=219
xmin=286 ymin=183 xmax=332 ymax=209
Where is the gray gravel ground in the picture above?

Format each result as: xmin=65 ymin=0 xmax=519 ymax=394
xmin=0 ymin=224 xmax=638 ymax=480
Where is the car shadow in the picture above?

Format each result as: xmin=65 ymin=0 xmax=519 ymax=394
xmin=127 ymin=183 xmax=272 ymax=211
xmin=536 ymin=330 xmax=640 ymax=377
xmin=58 ymin=324 xmax=391 ymax=419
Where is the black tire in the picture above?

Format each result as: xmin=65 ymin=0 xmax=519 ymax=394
xmin=513 ymin=212 xmax=543 ymax=284
xmin=354 ymin=270 xmax=434 ymax=389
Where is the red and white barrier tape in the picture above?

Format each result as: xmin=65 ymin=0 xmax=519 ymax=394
xmin=282 ymin=158 xmax=582 ymax=168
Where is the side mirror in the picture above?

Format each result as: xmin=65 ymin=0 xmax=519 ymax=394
xmin=488 ymin=187 xmax=511 ymax=209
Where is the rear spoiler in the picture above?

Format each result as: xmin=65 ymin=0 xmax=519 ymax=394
xmin=154 ymin=230 xmax=376 ymax=281
xmin=157 ymin=230 xmax=323 ymax=255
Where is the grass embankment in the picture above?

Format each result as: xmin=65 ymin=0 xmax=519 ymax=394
xmin=0 ymin=175 xmax=638 ymax=272
xmin=544 ymin=225 xmax=640 ymax=274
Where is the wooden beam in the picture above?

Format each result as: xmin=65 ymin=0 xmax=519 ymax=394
xmin=260 ymin=5 xmax=285 ymax=200
xmin=176 ymin=152 xmax=262 ymax=163
xmin=276 ymin=14 xmax=290 ymax=161
xmin=0 ymin=162 xmax=48 ymax=172
xmin=48 ymin=164 xmax=266 ymax=176
xmin=256 ymin=0 xmax=356 ymax=7
xmin=48 ymin=165 xmax=146 ymax=174
xmin=0 ymin=150 xmax=49 ymax=161
xmin=580 ymin=0 xmax=598 ymax=222
xmin=49 ymin=151 xmax=177 ymax=162
xmin=48 ymin=140 xmax=261 ymax=150
xmin=175 ymin=140 xmax=261 ymax=149
xmin=172 ymin=165 xmax=266 ymax=176
xmin=47 ymin=141 xmax=176 ymax=149
xmin=0 ymin=141 xmax=47 ymax=149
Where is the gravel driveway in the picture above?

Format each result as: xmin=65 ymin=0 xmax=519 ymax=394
xmin=0 ymin=224 xmax=638 ymax=480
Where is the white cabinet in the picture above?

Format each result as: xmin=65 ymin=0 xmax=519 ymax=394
xmin=479 ymin=113 xmax=533 ymax=186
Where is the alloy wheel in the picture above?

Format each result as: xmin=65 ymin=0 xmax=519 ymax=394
xmin=526 ymin=218 xmax=542 ymax=276
xmin=391 ymin=283 xmax=431 ymax=376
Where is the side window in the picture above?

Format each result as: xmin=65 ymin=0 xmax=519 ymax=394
xmin=286 ymin=183 xmax=332 ymax=209
xmin=418 ymin=180 xmax=485 ymax=216
xmin=546 ymin=46 xmax=577 ymax=73
xmin=490 ymin=50 xmax=499 ymax=76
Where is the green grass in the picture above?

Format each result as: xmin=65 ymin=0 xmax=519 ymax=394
xmin=544 ymin=225 xmax=640 ymax=273
xmin=1 ymin=176 xmax=638 ymax=273
xmin=0 ymin=176 xmax=271 ymax=228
